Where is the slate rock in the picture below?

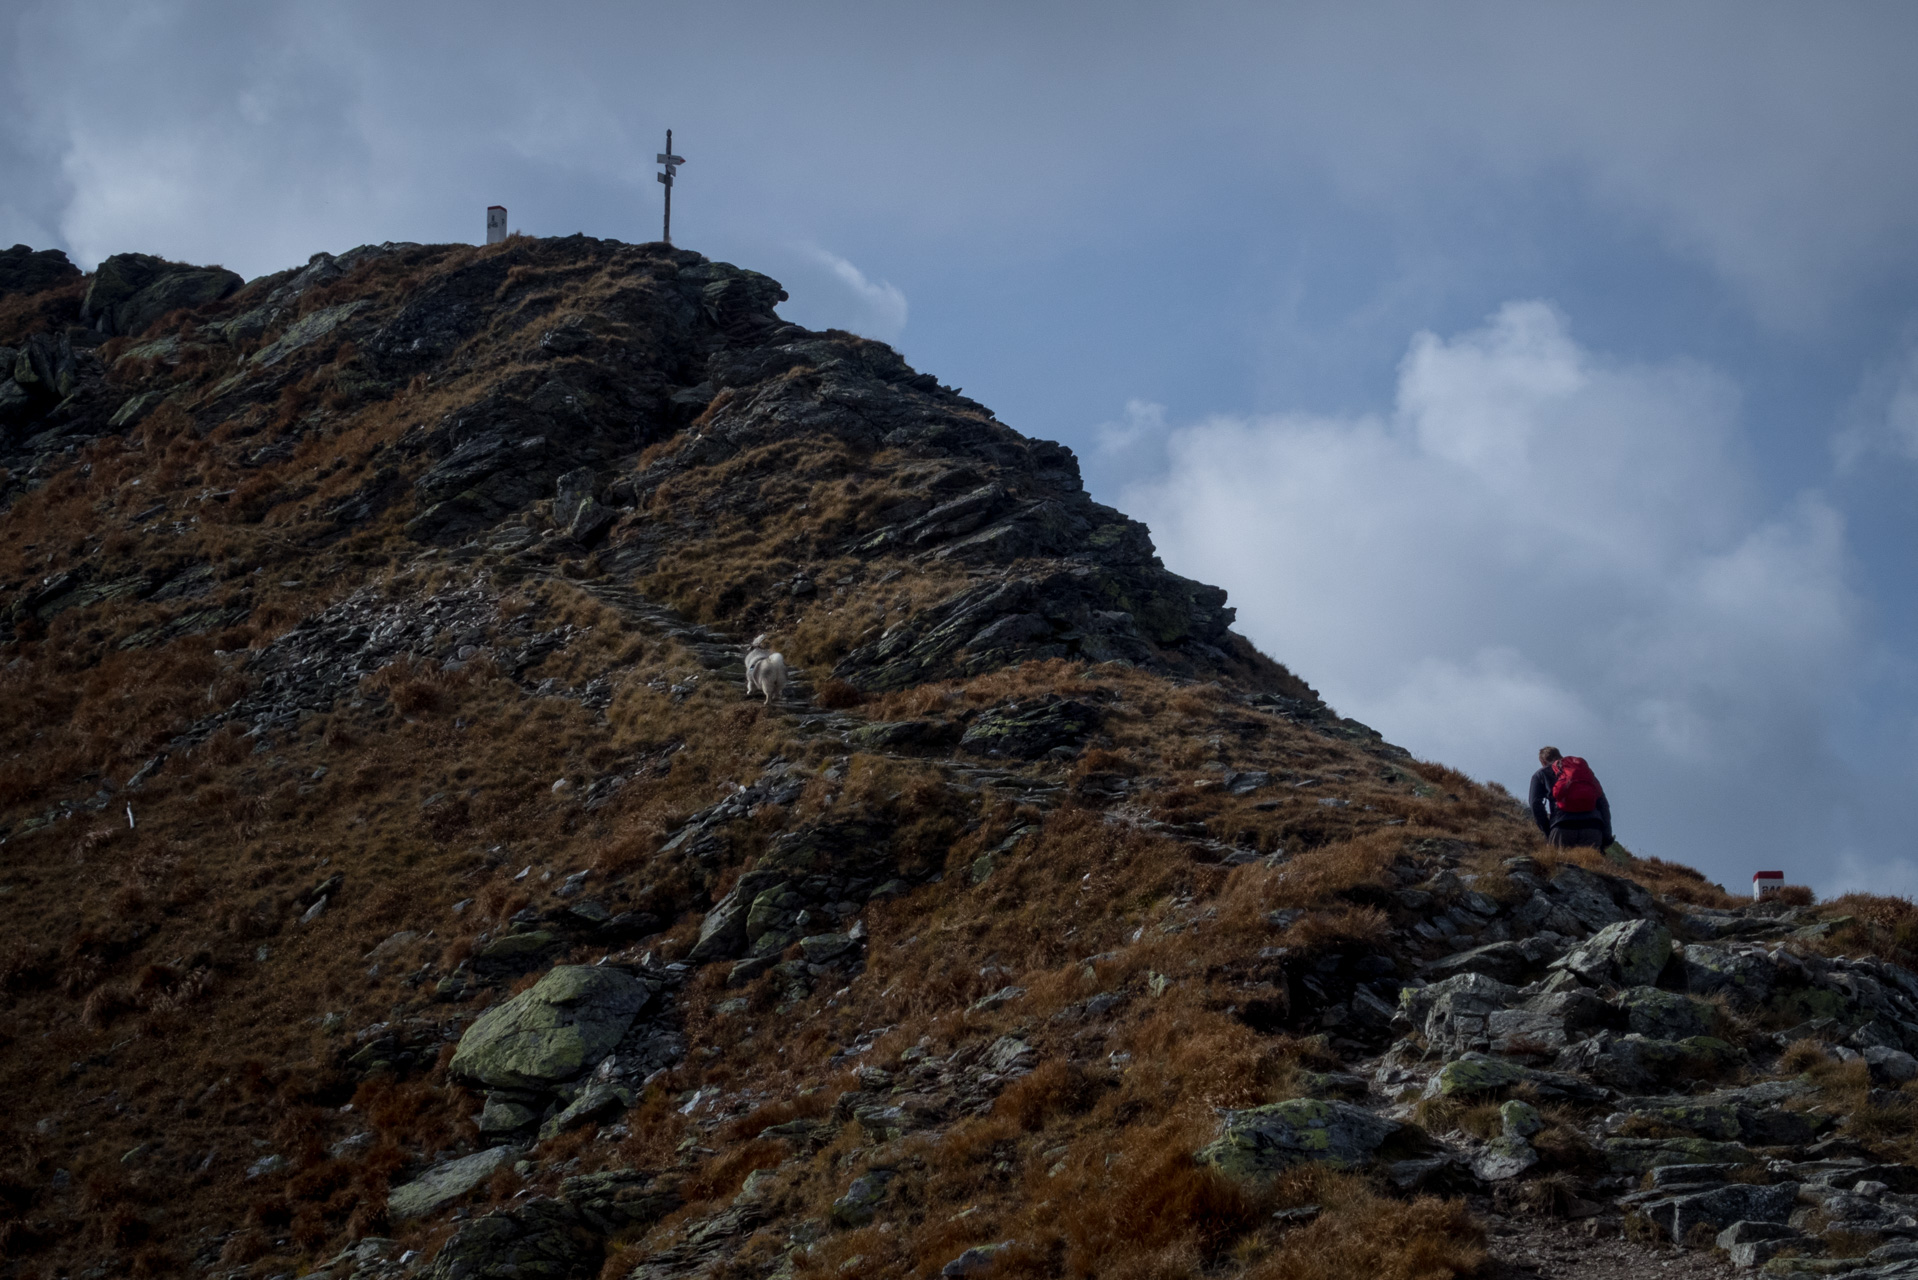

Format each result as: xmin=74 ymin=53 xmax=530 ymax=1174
xmin=389 ymin=1146 xmax=518 ymax=1220
xmin=1638 ymin=1181 xmax=1799 ymax=1245
xmin=423 ymin=1195 xmax=602 ymax=1280
xmin=958 ymin=696 xmax=1102 ymax=759
xmin=449 ymin=966 xmax=656 ymax=1091
xmin=1550 ymin=919 xmax=1672 ymax=988
xmin=1195 ymin=1098 xmax=1418 ymax=1178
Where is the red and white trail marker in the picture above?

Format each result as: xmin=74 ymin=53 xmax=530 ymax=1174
xmin=1753 ymin=870 xmax=1785 ymax=901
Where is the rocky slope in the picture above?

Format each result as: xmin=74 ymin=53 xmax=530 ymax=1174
xmin=3 ymin=236 xmax=1918 ymax=1280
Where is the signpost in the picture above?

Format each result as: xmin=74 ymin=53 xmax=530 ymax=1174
xmin=657 ymin=130 xmax=685 ymax=244
xmin=486 ymin=205 xmax=507 ymax=246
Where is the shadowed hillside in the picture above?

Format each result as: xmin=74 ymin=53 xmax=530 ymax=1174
xmin=5 ymin=236 xmax=1918 ymax=1280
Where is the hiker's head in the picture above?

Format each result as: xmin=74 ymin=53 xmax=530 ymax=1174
xmin=1539 ymin=746 xmax=1562 ymax=768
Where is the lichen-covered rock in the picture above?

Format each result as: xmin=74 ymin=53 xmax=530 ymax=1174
xmin=449 ymin=966 xmax=656 ymax=1091
xmin=1679 ymin=943 xmax=1777 ymax=1009
xmin=1472 ymin=1134 xmax=1539 ymax=1182
xmin=422 ymin=1196 xmax=602 ymax=1280
xmin=1550 ymin=919 xmax=1672 ymax=988
xmin=389 ymin=1146 xmax=518 ymax=1220
xmin=1501 ymin=1100 xmax=1545 ymax=1139
xmin=1196 ymin=1098 xmax=1418 ymax=1178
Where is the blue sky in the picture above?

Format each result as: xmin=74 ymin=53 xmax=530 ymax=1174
xmin=6 ymin=1 xmax=1917 ymax=895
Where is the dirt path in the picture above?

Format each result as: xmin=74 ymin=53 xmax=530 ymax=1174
xmin=1476 ymin=1209 xmax=1737 ymax=1280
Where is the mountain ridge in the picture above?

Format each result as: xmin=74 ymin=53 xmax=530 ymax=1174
xmin=3 ymin=235 xmax=1917 ymax=1280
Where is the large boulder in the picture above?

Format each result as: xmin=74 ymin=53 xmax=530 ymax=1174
xmin=422 ymin=1196 xmax=602 ymax=1280
xmin=1195 ymin=1098 xmax=1419 ymax=1178
xmin=0 ymin=244 xmax=80 ymax=298
xmin=81 ymin=252 xmax=242 ymax=336
xmin=1550 ymin=919 xmax=1672 ymax=989
xmin=449 ymin=966 xmax=656 ymax=1091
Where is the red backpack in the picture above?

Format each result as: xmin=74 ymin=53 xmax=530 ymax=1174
xmin=1551 ymin=756 xmax=1601 ymax=813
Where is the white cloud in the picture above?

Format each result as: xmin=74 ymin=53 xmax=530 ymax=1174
xmin=803 ymin=247 xmax=908 ymax=341
xmin=1124 ymin=302 xmax=1865 ymax=885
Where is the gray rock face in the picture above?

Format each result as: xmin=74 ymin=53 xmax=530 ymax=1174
xmin=388 ymin=1146 xmax=518 ymax=1220
xmin=448 ymin=966 xmax=656 ymax=1091
xmin=1404 ymin=972 xmax=1519 ymax=1056
xmin=1551 ymin=919 xmax=1673 ymax=988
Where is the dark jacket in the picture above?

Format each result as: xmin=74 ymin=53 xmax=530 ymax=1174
xmin=1529 ymin=764 xmax=1612 ymax=846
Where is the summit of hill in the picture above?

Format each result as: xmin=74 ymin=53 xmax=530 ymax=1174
xmin=4 ymin=234 xmax=1918 ymax=1280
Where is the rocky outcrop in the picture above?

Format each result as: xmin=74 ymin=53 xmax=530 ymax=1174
xmin=81 ymin=251 xmax=242 ymax=336
xmin=449 ymin=966 xmax=658 ymax=1091
xmin=0 ymin=244 xmax=79 ymax=298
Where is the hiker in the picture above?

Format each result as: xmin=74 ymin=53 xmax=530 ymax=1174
xmin=1528 ymin=746 xmax=1613 ymax=850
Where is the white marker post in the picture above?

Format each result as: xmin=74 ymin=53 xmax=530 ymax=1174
xmin=1753 ymin=870 xmax=1784 ymax=901
xmin=486 ymin=206 xmax=508 ymax=246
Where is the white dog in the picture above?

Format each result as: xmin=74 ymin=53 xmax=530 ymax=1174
xmin=744 ymin=633 xmax=787 ymax=704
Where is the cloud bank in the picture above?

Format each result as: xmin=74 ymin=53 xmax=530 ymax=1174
xmin=1121 ymin=302 xmax=1869 ymax=889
